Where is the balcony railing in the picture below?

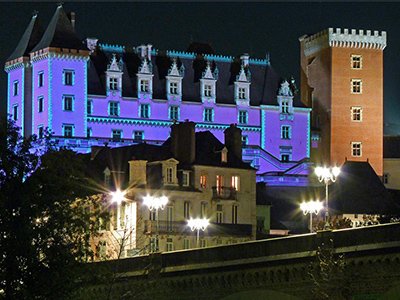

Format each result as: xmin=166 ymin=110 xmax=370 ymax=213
xmin=144 ymin=220 xmax=251 ymax=236
xmin=212 ymin=186 xmax=237 ymax=200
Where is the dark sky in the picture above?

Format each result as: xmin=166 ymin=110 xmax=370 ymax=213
xmin=1 ymin=1 xmax=400 ymax=134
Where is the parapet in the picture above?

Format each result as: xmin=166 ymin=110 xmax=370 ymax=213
xmin=301 ymin=27 xmax=387 ymax=57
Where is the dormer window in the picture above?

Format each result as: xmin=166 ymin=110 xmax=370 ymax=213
xmin=234 ymin=60 xmax=251 ymax=105
xmin=281 ymin=100 xmax=290 ymax=114
xmin=204 ymin=85 xmax=212 ymax=97
xmin=140 ymin=80 xmax=149 ymax=92
xmin=109 ymin=77 xmax=118 ymax=90
xmin=238 ymin=87 xmax=246 ymax=100
xmin=166 ymin=58 xmax=184 ymax=100
xmin=277 ymin=80 xmax=294 ymax=120
xmin=221 ymin=147 xmax=228 ymax=163
xmin=200 ymin=61 xmax=218 ymax=103
xmin=137 ymin=55 xmax=153 ymax=99
xmin=106 ymin=53 xmax=123 ymax=94
xmin=182 ymin=172 xmax=190 ymax=186
xmin=170 ymin=82 xmax=178 ymax=94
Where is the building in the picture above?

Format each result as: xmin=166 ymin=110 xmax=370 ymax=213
xmin=87 ymin=121 xmax=257 ymax=258
xmin=5 ymin=4 xmax=311 ymax=179
xmin=299 ymin=28 xmax=387 ymax=176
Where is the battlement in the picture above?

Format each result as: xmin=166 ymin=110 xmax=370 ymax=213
xmin=301 ymin=27 xmax=387 ymax=56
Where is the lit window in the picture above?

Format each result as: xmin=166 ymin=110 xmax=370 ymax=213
xmin=238 ymin=87 xmax=246 ymax=100
xmin=351 ymin=107 xmax=362 ymax=121
xmin=86 ymin=127 xmax=92 ymax=138
xmin=184 ymin=202 xmax=190 ymax=219
xmin=63 ymin=96 xmax=73 ymax=111
xmin=109 ymin=77 xmax=118 ymax=90
xmin=169 ymin=82 xmax=178 ymax=95
xmin=109 ymin=101 xmax=119 ymax=116
xmin=204 ymin=107 xmax=214 ymax=122
xmin=134 ymin=131 xmax=144 ymax=140
xmin=63 ymin=124 xmax=74 ymax=137
xmin=87 ymin=100 xmax=93 ymax=115
xmin=351 ymin=142 xmax=362 ymax=157
xmin=204 ymin=85 xmax=212 ymax=97
xmin=281 ymin=125 xmax=291 ymax=139
xmin=222 ymin=149 xmax=227 ymax=163
xmin=38 ymin=72 xmax=44 ymax=88
xmin=166 ymin=167 xmax=173 ymax=183
xmin=38 ymin=126 xmax=44 ymax=139
xmin=201 ymin=202 xmax=207 ymax=218
xmin=351 ymin=55 xmax=362 ymax=69
xmin=281 ymin=100 xmax=290 ymax=114
xmin=13 ymin=81 xmax=18 ymax=96
xmin=238 ymin=110 xmax=248 ymax=124
xmin=232 ymin=205 xmax=238 ymax=224
xmin=166 ymin=238 xmax=173 ymax=252
xmin=182 ymin=172 xmax=189 ymax=186
xmin=13 ymin=104 xmax=18 ymax=121
xmin=200 ymin=174 xmax=207 ymax=188
xmin=351 ymin=79 xmax=362 ymax=94
xmin=183 ymin=238 xmax=190 ymax=249
xmin=216 ymin=204 xmax=223 ymax=223
xmin=281 ymin=154 xmax=290 ymax=162
xmin=140 ymin=80 xmax=149 ymax=92
xmin=63 ymin=70 xmax=74 ymax=86
xmin=169 ymin=106 xmax=180 ymax=120
xmin=216 ymin=175 xmax=223 ymax=196
xmin=231 ymin=175 xmax=240 ymax=191
xmin=112 ymin=129 xmax=122 ymax=140
xmin=140 ymin=104 xmax=150 ymax=118
xmin=38 ymin=97 xmax=44 ymax=113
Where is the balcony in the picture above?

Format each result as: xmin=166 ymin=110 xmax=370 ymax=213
xmin=212 ymin=186 xmax=237 ymax=200
xmin=144 ymin=220 xmax=252 ymax=236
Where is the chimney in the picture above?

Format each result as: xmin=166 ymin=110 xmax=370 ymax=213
xmin=224 ymin=124 xmax=242 ymax=160
xmin=171 ymin=120 xmax=196 ymax=165
xmin=147 ymin=44 xmax=153 ymax=61
xmin=129 ymin=159 xmax=147 ymax=186
xmin=240 ymin=53 xmax=250 ymax=67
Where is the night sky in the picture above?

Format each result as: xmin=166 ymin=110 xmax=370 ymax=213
xmin=1 ymin=2 xmax=400 ymax=134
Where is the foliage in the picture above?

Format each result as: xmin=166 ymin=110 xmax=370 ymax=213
xmin=0 ymin=117 xmax=108 ymax=300
xmin=314 ymin=217 xmax=352 ymax=231
xmin=308 ymin=240 xmax=353 ymax=300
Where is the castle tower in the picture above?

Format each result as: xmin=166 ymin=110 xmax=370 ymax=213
xmin=299 ymin=28 xmax=386 ymax=175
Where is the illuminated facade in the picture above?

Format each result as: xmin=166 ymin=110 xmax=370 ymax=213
xmin=5 ymin=4 xmax=311 ymax=180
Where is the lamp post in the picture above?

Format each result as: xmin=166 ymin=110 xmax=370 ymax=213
xmin=188 ymin=218 xmax=209 ymax=248
xmin=110 ymin=189 xmax=126 ymax=229
xmin=300 ymin=201 xmax=323 ymax=232
xmin=143 ymin=195 xmax=168 ymax=252
xmin=315 ymin=166 xmax=340 ymax=228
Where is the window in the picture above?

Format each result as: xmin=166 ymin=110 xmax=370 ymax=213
xmin=200 ymin=239 xmax=207 ymax=248
xmin=38 ymin=126 xmax=44 ymax=139
xmin=63 ymin=96 xmax=73 ymax=111
xmin=281 ymin=125 xmax=291 ymax=139
xmin=13 ymin=81 xmax=18 ymax=96
xmin=238 ymin=110 xmax=248 ymax=124
xmin=13 ymin=104 xmax=18 ymax=121
xmin=63 ymin=70 xmax=74 ymax=86
xmin=382 ymin=173 xmax=389 ymax=184
xmin=351 ymin=79 xmax=362 ymax=94
xmin=216 ymin=175 xmax=223 ymax=196
xmin=140 ymin=104 xmax=150 ymax=118
xmin=182 ymin=172 xmax=189 ymax=186
xmin=169 ymin=82 xmax=178 ymax=94
xmin=216 ymin=204 xmax=223 ymax=224
xmin=184 ymin=202 xmax=190 ymax=219
xmin=183 ymin=238 xmax=190 ymax=250
xmin=140 ymin=80 xmax=149 ymax=92
xmin=281 ymin=154 xmax=290 ymax=162
xmin=166 ymin=238 xmax=173 ymax=252
xmin=238 ymin=87 xmax=246 ymax=100
xmin=281 ymin=100 xmax=290 ymax=114
xmin=169 ymin=106 xmax=180 ymax=120
xmin=38 ymin=97 xmax=44 ymax=113
xmin=86 ymin=127 xmax=92 ymax=138
xmin=149 ymin=237 xmax=157 ymax=253
xmin=134 ymin=131 xmax=144 ymax=141
xmin=109 ymin=77 xmax=118 ymax=90
xmin=204 ymin=85 xmax=212 ymax=97
xmin=63 ymin=124 xmax=74 ymax=137
xmin=87 ymin=100 xmax=93 ymax=115
xmin=231 ymin=175 xmax=240 ymax=191
xmin=200 ymin=174 xmax=207 ymax=188
xmin=166 ymin=167 xmax=173 ymax=183
xmin=109 ymin=101 xmax=119 ymax=116
xmin=38 ymin=72 xmax=44 ymax=88
xmin=351 ymin=55 xmax=362 ymax=69
xmin=149 ymin=210 xmax=156 ymax=221
xmin=221 ymin=149 xmax=227 ymax=163
xmin=112 ymin=129 xmax=122 ymax=140
xmin=351 ymin=107 xmax=362 ymax=121
xmin=232 ymin=205 xmax=238 ymax=224
xmin=201 ymin=202 xmax=207 ymax=218
xmin=242 ymin=135 xmax=248 ymax=146
xmin=204 ymin=107 xmax=214 ymax=122
xmin=351 ymin=142 xmax=362 ymax=157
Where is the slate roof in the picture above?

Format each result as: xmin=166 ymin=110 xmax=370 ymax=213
xmin=383 ymin=135 xmax=400 ymax=158
xmin=6 ymin=13 xmax=44 ymax=62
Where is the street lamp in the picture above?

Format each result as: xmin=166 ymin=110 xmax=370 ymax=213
xmin=315 ymin=166 xmax=340 ymax=228
xmin=110 ymin=189 xmax=126 ymax=204
xmin=188 ymin=218 xmax=209 ymax=248
xmin=143 ymin=195 xmax=168 ymax=252
xmin=300 ymin=201 xmax=323 ymax=232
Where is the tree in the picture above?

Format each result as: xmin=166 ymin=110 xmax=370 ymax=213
xmin=0 ymin=117 xmax=108 ymax=300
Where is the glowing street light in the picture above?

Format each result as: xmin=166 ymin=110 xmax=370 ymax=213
xmin=110 ymin=189 xmax=126 ymax=204
xmin=188 ymin=218 xmax=209 ymax=248
xmin=315 ymin=166 xmax=340 ymax=228
xmin=300 ymin=201 xmax=323 ymax=233
xmin=143 ymin=195 xmax=168 ymax=252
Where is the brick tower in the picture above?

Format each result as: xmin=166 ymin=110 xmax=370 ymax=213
xmin=299 ymin=28 xmax=386 ymax=175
